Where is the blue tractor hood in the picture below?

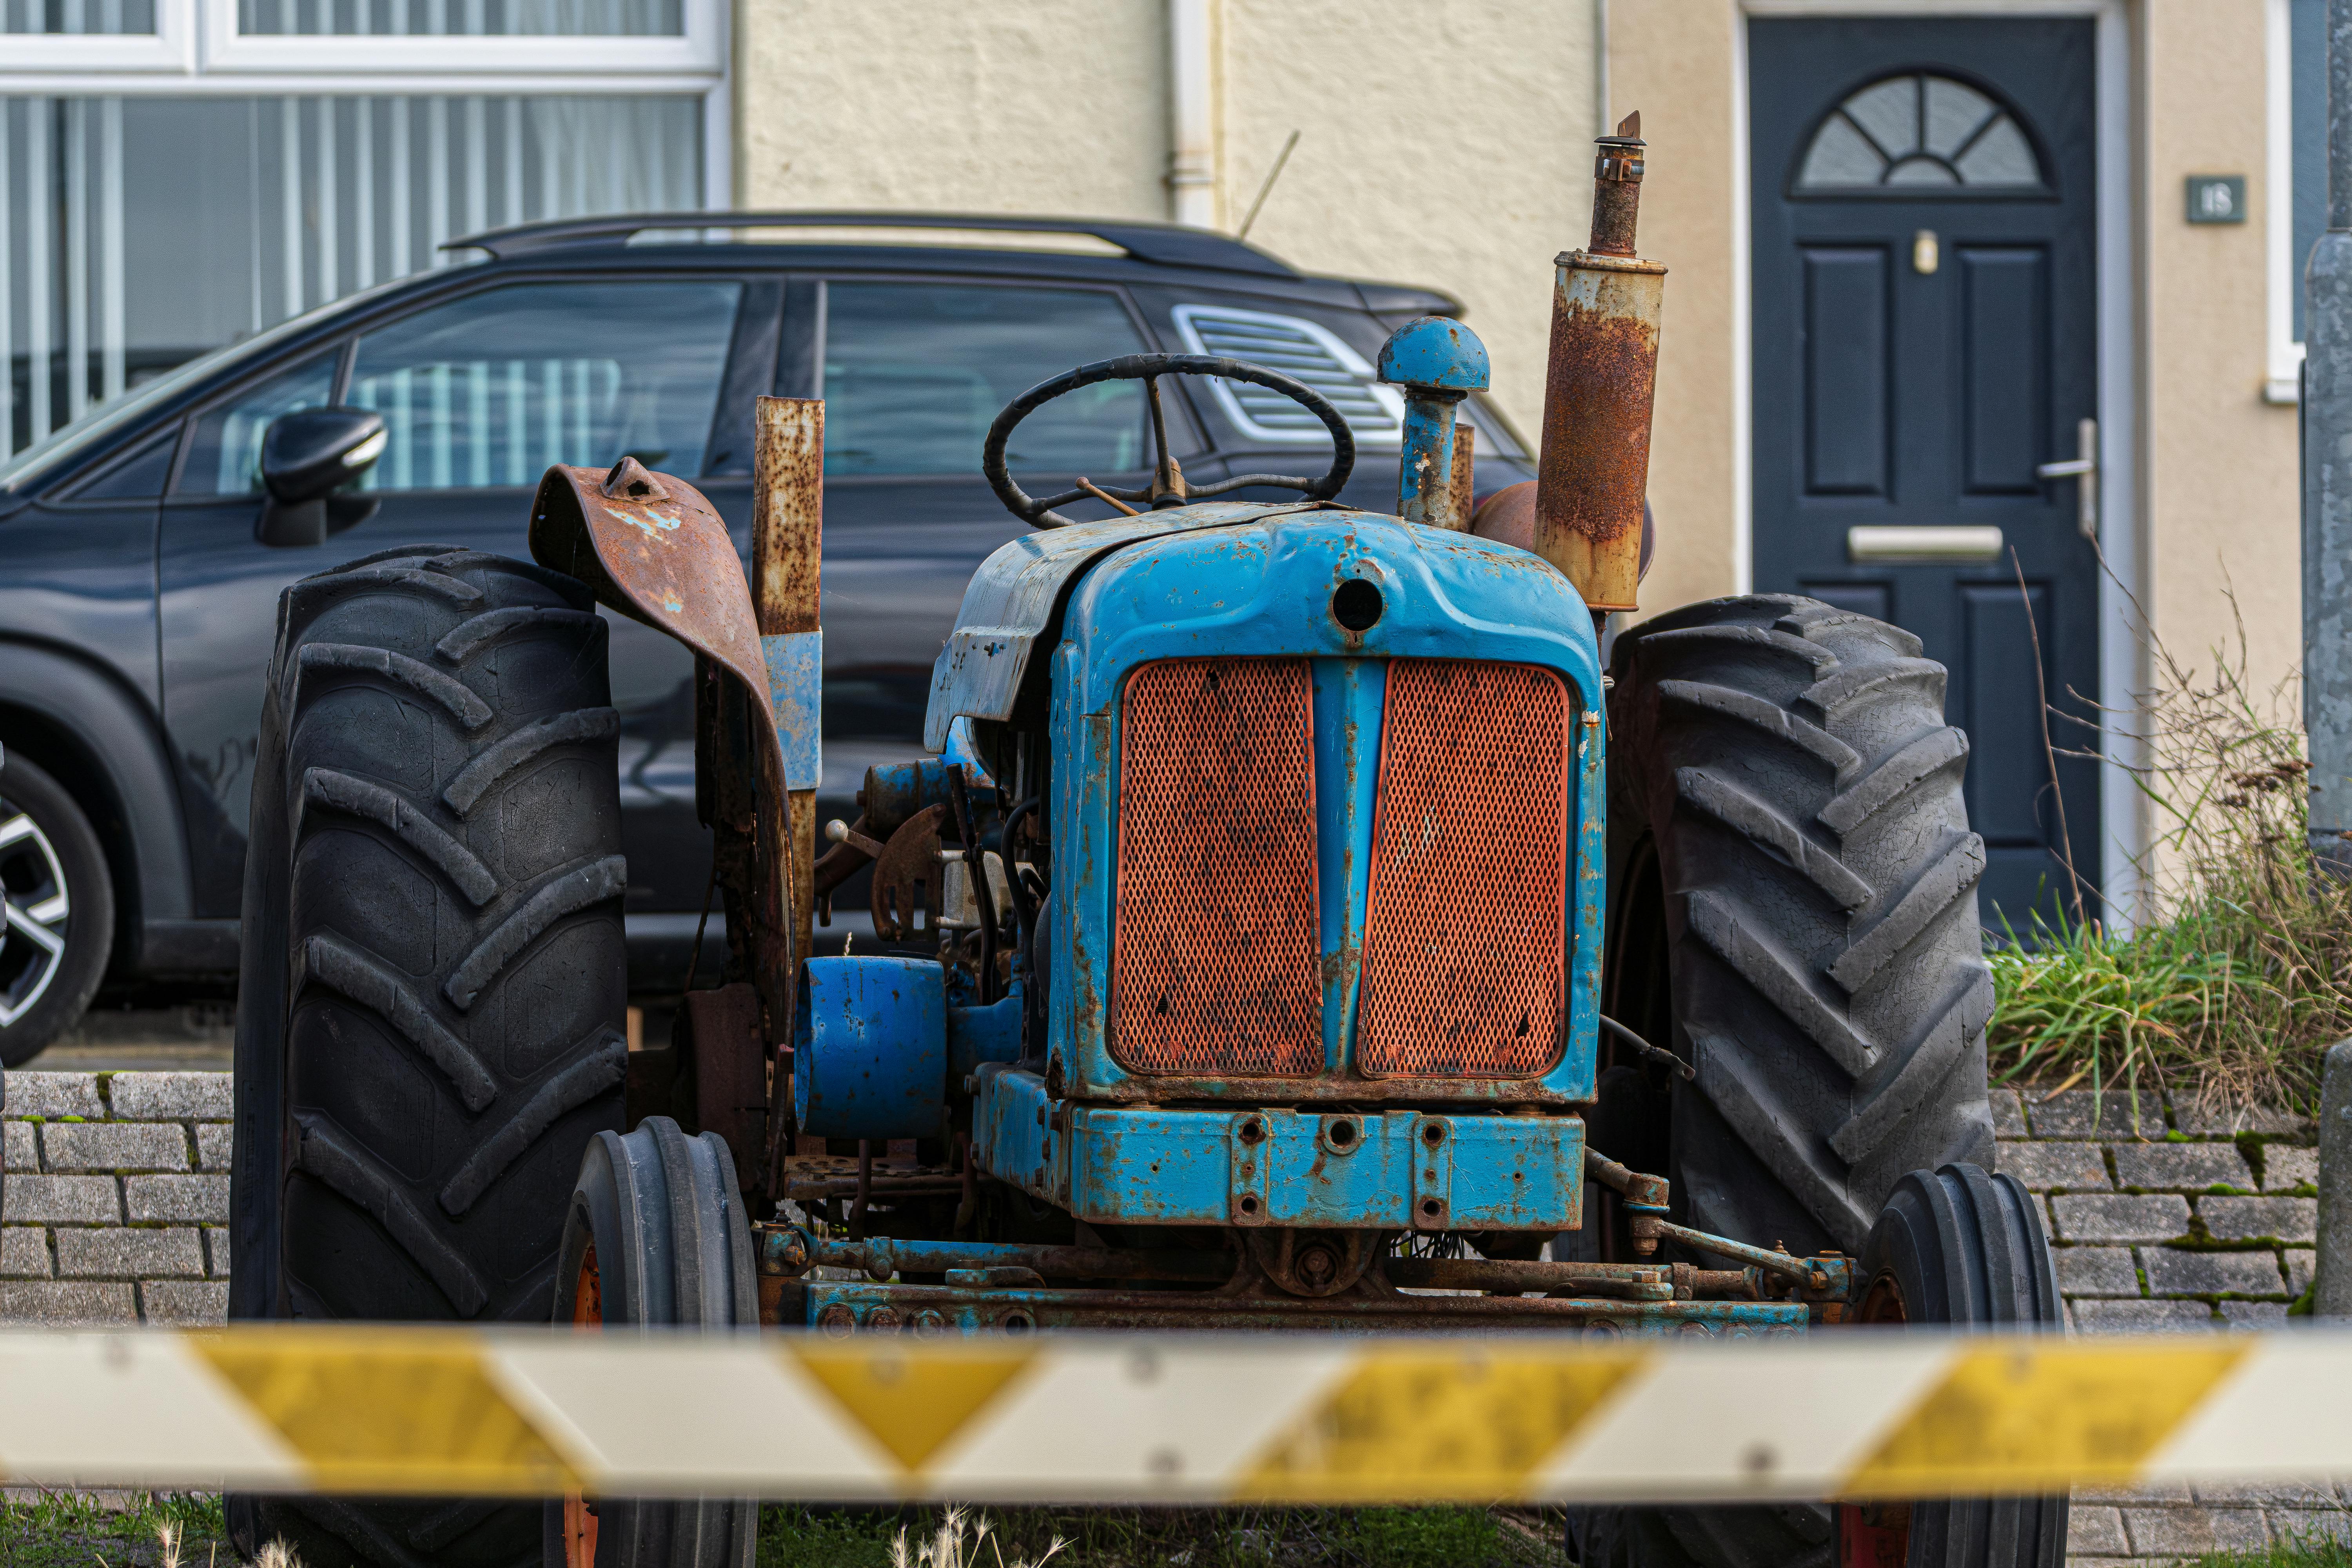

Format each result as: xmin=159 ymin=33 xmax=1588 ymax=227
xmin=923 ymin=502 xmax=1602 ymax=751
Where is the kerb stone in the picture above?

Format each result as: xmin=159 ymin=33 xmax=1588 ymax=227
xmin=2140 ymin=1249 xmax=2285 ymax=1297
xmin=140 ymin=1280 xmax=229 ymax=1326
xmin=2265 ymin=1145 xmax=2319 ymax=1191
xmin=2052 ymin=1193 xmax=2191 ymax=1244
xmin=54 ymin=1227 xmax=205 ymax=1279
xmin=0 ymin=1228 xmax=50 ymax=1278
xmin=2112 ymin=1142 xmax=2251 ymax=1191
xmin=123 ymin=1174 xmax=230 ymax=1225
xmin=2123 ymin=1505 xmax=2270 ymax=1554
xmin=107 ymin=1073 xmax=233 ymax=1121
xmin=1997 ymin=1142 xmax=2108 ymax=1191
xmin=2072 ymin=1298 xmax=2214 ymax=1332
xmin=2053 ymin=1247 xmax=2140 ymax=1297
xmin=1 ymin=1174 xmax=122 ymax=1224
xmin=2027 ymin=1091 xmax=2167 ymax=1140
xmin=2202 ymin=1195 xmax=2319 ymax=1243
xmin=0 ymin=1281 xmax=135 ymax=1325
xmin=2 ymin=1073 xmax=105 ymax=1120
xmin=40 ymin=1120 xmax=190 ymax=1173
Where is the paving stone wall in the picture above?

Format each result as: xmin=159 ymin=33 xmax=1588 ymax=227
xmin=1991 ymin=1085 xmax=2318 ymax=1330
xmin=0 ymin=1072 xmax=229 ymax=1325
xmin=1987 ymin=1085 xmax=2342 ymax=1561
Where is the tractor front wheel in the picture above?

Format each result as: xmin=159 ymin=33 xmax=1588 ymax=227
xmin=1841 ymin=1164 xmax=2067 ymax=1568
xmin=545 ymin=1117 xmax=761 ymax=1568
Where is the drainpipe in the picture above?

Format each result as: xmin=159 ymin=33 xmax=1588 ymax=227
xmin=1167 ymin=0 xmax=1218 ymax=228
xmin=2308 ymin=0 xmax=2352 ymax=878
xmin=2311 ymin=0 xmax=2352 ymax=1317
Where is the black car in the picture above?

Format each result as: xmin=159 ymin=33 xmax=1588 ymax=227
xmin=0 ymin=211 xmax=1534 ymax=1065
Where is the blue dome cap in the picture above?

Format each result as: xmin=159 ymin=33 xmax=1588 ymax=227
xmin=1376 ymin=316 xmax=1490 ymax=393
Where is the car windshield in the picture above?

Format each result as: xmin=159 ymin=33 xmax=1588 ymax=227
xmin=0 ymin=268 xmax=457 ymax=495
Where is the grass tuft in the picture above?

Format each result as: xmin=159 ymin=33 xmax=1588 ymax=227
xmin=1988 ymin=592 xmax=2352 ymax=1114
xmin=756 ymin=1504 xmax=1563 ymax=1568
xmin=2185 ymin=1531 xmax=2352 ymax=1568
xmin=0 ymin=1492 xmax=229 ymax=1568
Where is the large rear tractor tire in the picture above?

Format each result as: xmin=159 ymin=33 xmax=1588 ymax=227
xmin=1570 ymin=594 xmax=2008 ymax=1568
xmin=229 ymin=544 xmax=628 ymax=1568
xmin=547 ymin=1117 xmax=760 ymax=1568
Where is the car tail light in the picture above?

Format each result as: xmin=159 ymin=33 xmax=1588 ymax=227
xmin=1109 ymin=657 xmax=1323 ymax=1075
xmin=1356 ymin=660 xmax=1575 ymax=1078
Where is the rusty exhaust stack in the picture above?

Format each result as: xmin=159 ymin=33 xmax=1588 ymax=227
xmin=1533 ymin=111 xmax=1665 ymax=615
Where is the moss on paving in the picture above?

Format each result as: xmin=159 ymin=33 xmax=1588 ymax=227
xmin=756 ymin=1504 xmax=1568 ymax=1568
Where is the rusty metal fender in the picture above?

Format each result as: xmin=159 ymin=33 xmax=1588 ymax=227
xmin=530 ymin=456 xmax=795 ymax=958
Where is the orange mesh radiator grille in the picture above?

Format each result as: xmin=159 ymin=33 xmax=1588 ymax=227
xmin=1110 ymin=657 xmax=1323 ymax=1076
xmin=1356 ymin=660 xmax=1574 ymax=1078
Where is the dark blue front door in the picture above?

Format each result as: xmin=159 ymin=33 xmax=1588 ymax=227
xmin=1749 ymin=17 xmax=2101 ymax=933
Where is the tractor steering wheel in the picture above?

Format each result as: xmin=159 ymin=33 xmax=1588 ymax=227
xmin=982 ymin=353 xmax=1356 ymax=528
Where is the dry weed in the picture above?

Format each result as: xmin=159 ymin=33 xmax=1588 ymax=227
xmin=892 ymin=1504 xmax=1069 ymax=1568
xmin=1989 ymin=584 xmax=2352 ymax=1111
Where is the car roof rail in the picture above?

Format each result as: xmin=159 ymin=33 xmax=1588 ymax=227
xmin=443 ymin=211 xmax=1301 ymax=278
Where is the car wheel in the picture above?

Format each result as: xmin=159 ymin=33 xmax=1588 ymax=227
xmin=0 ymin=753 xmax=115 ymax=1069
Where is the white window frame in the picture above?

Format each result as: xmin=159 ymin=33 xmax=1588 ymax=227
xmin=0 ymin=0 xmax=728 ymax=203
xmin=2267 ymin=0 xmax=2304 ymax=404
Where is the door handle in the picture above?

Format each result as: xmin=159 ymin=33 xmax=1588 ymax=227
xmin=2034 ymin=417 xmax=2098 ymax=541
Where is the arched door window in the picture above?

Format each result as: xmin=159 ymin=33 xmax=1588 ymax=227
xmin=1795 ymin=72 xmax=2046 ymax=194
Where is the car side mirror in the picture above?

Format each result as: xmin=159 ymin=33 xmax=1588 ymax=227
xmin=256 ymin=407 xmax=386 ymax=548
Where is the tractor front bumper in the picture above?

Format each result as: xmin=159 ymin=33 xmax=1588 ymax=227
xmin=970 ymin=1065 xmax=1585 ymax=1233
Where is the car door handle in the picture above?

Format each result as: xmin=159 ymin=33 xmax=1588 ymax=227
xmin=2034 ymin=417 xmax=2098 ymax=541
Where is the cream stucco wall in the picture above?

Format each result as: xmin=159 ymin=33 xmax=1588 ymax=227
xmin=2140 ymin=2 xmax=2300 ymax=707
xmin=1217 ymin=2 xmax=1599 ymax=432
xmin=734 ymin=2 xmax=1170 ymax=220
xmin=1603 ymin=0 xmax=1747 ymax=621
xmin=731 ymin=0 xmax=1599 ymax=437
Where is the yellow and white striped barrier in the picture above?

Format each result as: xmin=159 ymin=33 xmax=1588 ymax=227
xmin=1 ymin=1325 xmax=2347 ymax=1504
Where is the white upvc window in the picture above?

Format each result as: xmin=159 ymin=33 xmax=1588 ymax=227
xmin=0 ymin=0 xmax=727 ymax=457
xmin=2266 ymin=0 xmax=2325 ymax=404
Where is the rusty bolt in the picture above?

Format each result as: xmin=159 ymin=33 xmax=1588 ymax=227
xmin=817 ymin=1304 xmax=857 ymax=1338
xmin=760 ymin=1229 xmax=811 ymax=1276
xmin=1295 ymin=1241 xmax=1342 ymax=1290
xmin=865 ymin=1306 xmax=904 ymax=1334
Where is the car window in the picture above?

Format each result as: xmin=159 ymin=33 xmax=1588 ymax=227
xmin=178 ymin=352 xmax=340 ymax=496
xmin=1170 ymin=303 xmax=1407 ymax=448
xmin=68 ymin=429 xmax=180 ymax=501
xmin=347 ymin=279 xmax=744 ymax=491
xmin=822 ymin=282 xmax=1149 ymax=476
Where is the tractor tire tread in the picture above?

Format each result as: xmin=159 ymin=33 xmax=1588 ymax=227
xmin=442 ymin=708 xmax=622 ymax=817
xmin=1610 ymin=593 xmax=1995 ymax=1256
xmin=231 ymin=542 xmax=624 ymax=1568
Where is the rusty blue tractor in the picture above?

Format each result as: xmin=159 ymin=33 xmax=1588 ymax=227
xmin=232 ymin=116 xmax=2063 ymax=1568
